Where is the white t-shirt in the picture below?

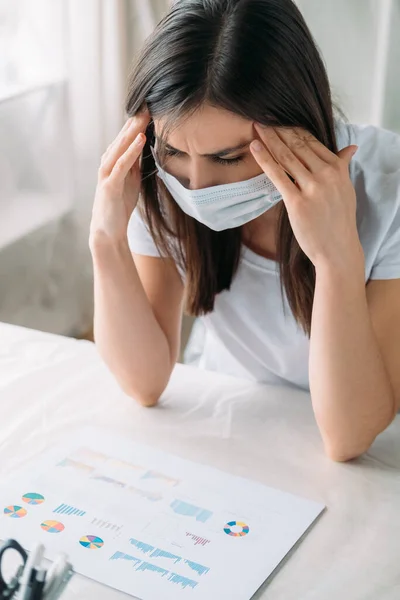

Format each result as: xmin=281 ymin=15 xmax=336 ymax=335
xmin=127 ymin=118 xmax=400 ymax=390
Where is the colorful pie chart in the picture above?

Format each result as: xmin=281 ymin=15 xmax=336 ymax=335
xmin=4 ymin=505 xmax=27 ymax=518
xmin=22 ymin=492 xmax=45 ymax=505
xmin=41 ymin=520 xmax=65 ymax=533
xmin=224 ymin=521 xmax=250 ymax=537
xmin=79 ymin=535 xmax=104 ymax=549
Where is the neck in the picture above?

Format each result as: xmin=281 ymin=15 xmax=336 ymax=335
xmin=241 ymin=204 xmax=281 ymax=262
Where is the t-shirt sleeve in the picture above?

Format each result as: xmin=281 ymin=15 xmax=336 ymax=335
xmin=370 ymin=191 xmax=400 ymax=280
xmin=127 ymin=206 xmax=164 ymax=257
xmin=127 ymin=205 xmax=186 ymax=280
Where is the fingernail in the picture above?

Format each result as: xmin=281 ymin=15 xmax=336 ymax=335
xmin=352 ymin=145 xmax=359 ymax=155
xmin=251 ymin=140 xmax=263 ymax=152
xmin=135 ymin=133 xmax=145 ymax=145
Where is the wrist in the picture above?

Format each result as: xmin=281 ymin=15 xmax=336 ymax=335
xmin=315 ymin=252 xmax=366 ymax=297
xmin=89 ymin=230 xmax=132 ymax=265
xmin=89 ymin=229 xmax=129 ymax=252
xmin=315 ymin=242 xmax=365 ymax=281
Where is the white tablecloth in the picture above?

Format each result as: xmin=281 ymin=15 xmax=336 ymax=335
xmin=0 ymin=322 xmax=399 ymax=599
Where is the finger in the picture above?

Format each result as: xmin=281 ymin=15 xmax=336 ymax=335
xmin=274 ymin=127 xmax=328 ymax=173
xmin=100 ymin=118 xmax=135 ymax=173
xmin=106 ymin=112 xmax=150 ymax=168
xmin=337 ymin=145 xmax=359 ymax=166
xmin=109 ymin=133 xmax=146 ymax=182
xmin=254 ymin=124 xmax=311 ymax=187
xmin=279 ymin=126 xmax=339 ymax=167
xmin=102 ymin=112 xmax=151 ymax=177
xmin=137 ymin=103 xmax=150 ymax=116
xmin=104 ymin=117 xmax=135 ymax=154
xmin=249 ymin=139 xmax=300 ymax=201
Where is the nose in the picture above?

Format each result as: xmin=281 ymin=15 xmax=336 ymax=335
xmin=182 ymin=171 xmax=220 ymax=190
xmin=160 ymin=151 xmax=222 ymax=189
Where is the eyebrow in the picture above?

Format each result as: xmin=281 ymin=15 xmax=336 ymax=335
xmin=163 ymin=140 xmax=252 ymax=158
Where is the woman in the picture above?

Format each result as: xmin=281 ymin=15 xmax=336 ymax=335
xmin=90 ymin=0 xmax=400 ymax=461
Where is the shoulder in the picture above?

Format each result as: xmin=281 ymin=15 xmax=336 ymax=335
xmin=127 ymin=201 xmax=186 ymax=280
xmin=335 ymin=117 xmax=400 ymax=178
xmin=335 ymin=117 xmax=400 ymax=216
xmin=334 ymin=118 xmax=400 ymax=279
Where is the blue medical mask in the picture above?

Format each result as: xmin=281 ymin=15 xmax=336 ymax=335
xmin=150 ymin=146 xmax=283 ymax=231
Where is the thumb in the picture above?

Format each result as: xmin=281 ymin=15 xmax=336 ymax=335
xmin=338 ymin=144 xmax=358 ymax=164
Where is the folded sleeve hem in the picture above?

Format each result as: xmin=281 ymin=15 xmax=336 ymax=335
xmin=369 ymin=266 xmax=400 ymax=280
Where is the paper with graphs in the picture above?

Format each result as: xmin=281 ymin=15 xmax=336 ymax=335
xmin=0 ymin=427 xmax=325 ymax=599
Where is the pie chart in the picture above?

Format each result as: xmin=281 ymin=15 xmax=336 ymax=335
xmin=79 ymin=535 xmax=104 ymax=549
xmin=22 ymin=492 xmax=45 ymax=505
xmin=223 ymin=521 xmax=250 ymax=537
xmin=41 ymin=520 xmax=65 ymax=533
xmin=4 ymin=505 xmax=27 ymax=518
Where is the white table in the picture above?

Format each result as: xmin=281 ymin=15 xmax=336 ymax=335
xmin=0 ymin=322 xmax=399 ymax=599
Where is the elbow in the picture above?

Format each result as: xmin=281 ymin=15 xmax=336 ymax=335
xmin=325 ymin=449 xmax=364 ymax=463
xmin=324 ymin=442 xmax=370 ymax=463
xmin=121 ymin=383 xmax=162 ymax=407
xmin=118 ymin=360 xmax=171 ymax=408
xmin=134 ymin=394 xmax=160 ymax=408
xmin=322 ymin=409 xmax=396 ymax=463
xmin=118 ymin=380 xmax=162 ymax=408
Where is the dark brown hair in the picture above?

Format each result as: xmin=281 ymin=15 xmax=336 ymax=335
xmin=125 ymin=0 xmax=347 ymax=335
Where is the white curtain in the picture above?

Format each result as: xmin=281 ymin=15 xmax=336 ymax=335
xmin=0 ymin=0 xmax=168 ymax=336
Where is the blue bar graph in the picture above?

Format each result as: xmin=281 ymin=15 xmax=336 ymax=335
xmin=184 ymin=560 xmax=210 ymax=576
xmin=129 ymin=538 xmax=155 ymax=554
xmin=150 ymin=549 xmax=181 ymax=563
xmin=53 ymin=503 xmax=86 ymax=516
xmin=109 ymin=551 xmax=203 ymax=590
xmin=168 ymin=573 xmax=198 ymax=589
xmin=136 ymin=562 xmax=169 ymax=576
xmin=170 ymin=499 xmax=212 ymax=522
xmin=110 ymin=551 xmax=141 ymax=566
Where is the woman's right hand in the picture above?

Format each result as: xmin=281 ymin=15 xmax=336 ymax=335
xmin=89 ymin=109 xmax=151 ymax=246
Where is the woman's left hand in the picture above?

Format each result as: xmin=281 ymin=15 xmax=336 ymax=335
xmin=249 ymin=123 xmax=363 ymax=271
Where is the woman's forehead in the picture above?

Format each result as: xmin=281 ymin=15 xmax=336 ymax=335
xmin=154 ymin=105 xmax=254 ymax=154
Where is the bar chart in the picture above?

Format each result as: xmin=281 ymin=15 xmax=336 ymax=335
xmin=91 ymin=517 xmax=123 ymax=535
xmin=53 ymin=503 xmax=86 ymax=516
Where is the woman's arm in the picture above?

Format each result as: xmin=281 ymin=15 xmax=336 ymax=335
xmin=309 ymin=251 xmax=398 ymax=462
xmin=248 ymin=122 xmax=399 ymax=461
xmin=90 ymin=109 xmax=184 ymax=406
xmin=91 ymin=236 xmax=184 ymax=406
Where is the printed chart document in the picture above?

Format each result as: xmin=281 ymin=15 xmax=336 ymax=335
xmin=0 ymin=427 xmax=325 ymax=599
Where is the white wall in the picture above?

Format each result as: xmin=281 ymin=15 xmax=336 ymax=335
xmin=296 ymin=0 xmax=400 ymax=132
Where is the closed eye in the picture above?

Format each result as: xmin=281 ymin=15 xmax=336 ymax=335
xmin=164 ymin=148 xmax=243 ymax=166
